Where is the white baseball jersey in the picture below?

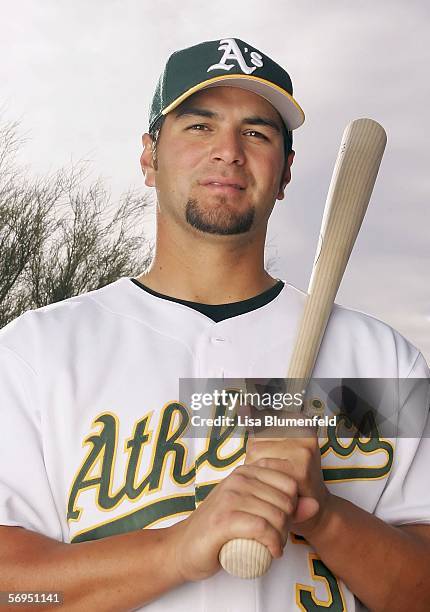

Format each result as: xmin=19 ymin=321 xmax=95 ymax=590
xmin=0 ymin=277 xmax=429 ymax=612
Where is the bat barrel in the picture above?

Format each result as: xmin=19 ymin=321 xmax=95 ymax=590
xmin=288 ymin=119 xmax=387 ymax=381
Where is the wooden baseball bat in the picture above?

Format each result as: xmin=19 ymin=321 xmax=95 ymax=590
xmin=218 ymin=118 xmax=387 ymax=579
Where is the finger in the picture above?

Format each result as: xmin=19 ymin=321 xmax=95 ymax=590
xmin=236 ymin=462 xmax=298 ymax=499
xmin=231 ymin=494 xmax=290 ymax=545
xmin=222 ymin=510 xmax=287 ymax=558
xmin=245 ymin=438 xmax=320 ymax=466
xmin=292 ymin=496 xmax=320 ymax=524
xmin=236 ymin=470 xmax=298 ymax=517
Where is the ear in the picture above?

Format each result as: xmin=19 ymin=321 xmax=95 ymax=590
xmin=276 ymin=150 xmax=295 ymax=200
xmin=140 ymin=133 xmax=157 ymax=187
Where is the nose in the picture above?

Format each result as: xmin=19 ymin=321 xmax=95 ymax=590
xmin=210 ymin=128 xmax=245 ymax=166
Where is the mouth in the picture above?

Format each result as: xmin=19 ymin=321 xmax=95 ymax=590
xmin=199 ymin=178 xmax=246 ymax=192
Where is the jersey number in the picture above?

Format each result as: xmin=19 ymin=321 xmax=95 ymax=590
xmin=296 ymin=554 xmax=346 ymax=611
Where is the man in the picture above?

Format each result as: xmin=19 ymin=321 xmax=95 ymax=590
xmin=0 ymin=38 xmax=429 ymax=611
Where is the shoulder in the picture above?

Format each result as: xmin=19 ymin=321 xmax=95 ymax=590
xmin=331 ymin=302 xmax=424 ymax=376
xmin=0 ymin=278 xmax=130 ymax=364
xmin=284 ymin=283 xmax=427 ymax=378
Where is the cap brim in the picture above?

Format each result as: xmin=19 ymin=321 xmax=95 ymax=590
xmin=162 ymin=74 xmax=305 ymax=130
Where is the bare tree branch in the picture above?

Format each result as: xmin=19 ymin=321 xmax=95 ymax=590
xmin=0 ymin=115 xmax=152 ymax=328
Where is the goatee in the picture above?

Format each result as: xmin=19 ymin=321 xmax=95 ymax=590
xmin=185 ymin=198 xmax=255 ymax=235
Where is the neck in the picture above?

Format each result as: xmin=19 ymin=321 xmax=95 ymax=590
xmin=136 ymin=215 xmax=277 ymax=304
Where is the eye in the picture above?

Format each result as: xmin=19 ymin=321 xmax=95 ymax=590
xmin=187 ymin=124 xmax=210 ymax=131
xmin=244 ymin=129 xmax=269 ymax=141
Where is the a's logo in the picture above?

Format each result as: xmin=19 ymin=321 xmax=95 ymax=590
xmin=207 ymin=38 xmax=263 ymax=75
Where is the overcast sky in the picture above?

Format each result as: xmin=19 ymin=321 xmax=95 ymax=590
xmin=1 ymin=1 xmax=429 ymax=361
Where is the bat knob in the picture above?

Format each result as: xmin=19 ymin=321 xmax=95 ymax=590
xmin=219 ymin=538 xmax=272 ymax=579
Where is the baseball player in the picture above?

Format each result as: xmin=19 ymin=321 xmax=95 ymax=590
xmin=0 ymin=38 xmax=429 ymax=612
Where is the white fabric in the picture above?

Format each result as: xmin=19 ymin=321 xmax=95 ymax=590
xmin=0 ymin=277 xmax=429 ymax=612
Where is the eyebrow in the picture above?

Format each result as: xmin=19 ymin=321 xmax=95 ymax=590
xmin=174 ymin=107 xmax=216 ymax=120
xmin=243 ymin=116 xmax=281 ymax=133
xmin=174 ymin=107 xmax=281 ymax=133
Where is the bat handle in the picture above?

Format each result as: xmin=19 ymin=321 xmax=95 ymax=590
xmin=219 ymin=538 xmax=273 ymax=578
xmin=219 ymin=400 xmax=322 ymax=578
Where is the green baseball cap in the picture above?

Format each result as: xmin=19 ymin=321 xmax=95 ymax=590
xmin=149 ymin=38 xmax=305 ymax=133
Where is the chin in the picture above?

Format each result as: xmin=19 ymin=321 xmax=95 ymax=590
xmin=185 ymin=197 xmax=255 ymax=236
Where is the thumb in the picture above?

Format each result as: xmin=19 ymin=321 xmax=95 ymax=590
xmin=293 ymin=497 xmax=320 ymax=524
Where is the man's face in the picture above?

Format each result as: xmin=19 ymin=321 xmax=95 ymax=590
xmin=141 ymin=86 xmax=294 ymax=236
